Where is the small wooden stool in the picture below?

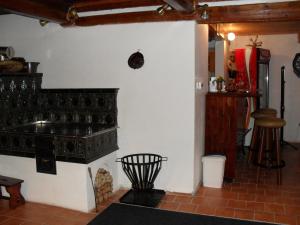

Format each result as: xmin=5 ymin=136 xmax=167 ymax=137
xmin=255 ymin=117 xmax=286 ymax=185
xmin=254 ymin=108 xmax=277 ymax=115
xmin=248 ymin=108 xmax=277 ymax=164
xmin=0 ymin=175 xmax=25 ymax=208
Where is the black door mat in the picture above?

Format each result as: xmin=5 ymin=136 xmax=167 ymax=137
xmin=119 ymin=189 xmax=165 ymax=207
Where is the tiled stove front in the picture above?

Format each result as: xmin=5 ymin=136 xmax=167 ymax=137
xmin=0 ymin=73 xmax=119 ymax=211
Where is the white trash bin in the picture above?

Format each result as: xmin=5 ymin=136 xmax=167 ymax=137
xmin=202 ymin=155 xmax=226 ymax=188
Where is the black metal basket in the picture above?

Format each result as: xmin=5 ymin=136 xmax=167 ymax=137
xmin=116 ymin=153 xmax=167 ymax=190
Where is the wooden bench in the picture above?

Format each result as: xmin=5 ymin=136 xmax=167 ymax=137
xmin=0 ymin=175 xmax=25 ymax=209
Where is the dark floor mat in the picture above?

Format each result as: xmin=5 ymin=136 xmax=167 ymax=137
xmin=88 ymin=203 xmax=277 ymax=225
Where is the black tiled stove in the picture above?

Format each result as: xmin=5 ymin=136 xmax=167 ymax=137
xmin=0 ymin=73 xmax=119 ymax=174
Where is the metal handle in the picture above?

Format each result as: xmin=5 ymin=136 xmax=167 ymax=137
xmin=115 ymin=158 xmax=122 ymax=162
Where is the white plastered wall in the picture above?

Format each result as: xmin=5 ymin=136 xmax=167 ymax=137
xmin=0 ymin=15 xmax=209 ymax=210
xmin=194 ymin=24 xmax=208 ymax=191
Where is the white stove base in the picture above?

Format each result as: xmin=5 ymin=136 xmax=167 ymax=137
xmin=0 ymin=151 xmax=119 ymax=212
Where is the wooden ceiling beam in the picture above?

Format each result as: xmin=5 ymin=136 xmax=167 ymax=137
xmin=72 ymin=0 xmax=163 ymax=12
xmin=162 ymin=0 xmax=195 ymax=13
xmin=0 ymin=0 xmax=68 ymax=23
xmin=1 ymin=0 xmax=299 ymax=27
xmin=75 ymin=10 xmax=196 ymax=26
xmin=199 ymin=1 xmax=300 ymax=24
xmin=72 ymin=1 xmax=300 ymax=27
xmin=220 ymin=21 xmax=300 ymax=36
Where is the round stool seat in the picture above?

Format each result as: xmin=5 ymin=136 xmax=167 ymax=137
xmin=257 ymin=108 xmax=277 ymax=114
xmin=251 ymin=110 xmax=276 ymax=119
xmin=255 ymin=117 xmax=286 ymax=128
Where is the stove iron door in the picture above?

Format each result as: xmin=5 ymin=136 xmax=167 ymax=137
xmin=35 ymin=136 xmax=57 ymax=175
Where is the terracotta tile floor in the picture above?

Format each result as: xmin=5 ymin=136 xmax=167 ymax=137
xmin=158 ymin=144 xmax=300 ymax=225
xmin=1 ymin=143 xmax=300 ymax=225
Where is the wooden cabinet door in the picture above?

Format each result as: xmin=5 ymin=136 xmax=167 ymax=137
xmin=205 ymin=95 xmax=225 ymax=154
xmin=205 ymin=94 xmax=238 ymax=179
xmin=223 ymin=96 xmax=237 ymax=179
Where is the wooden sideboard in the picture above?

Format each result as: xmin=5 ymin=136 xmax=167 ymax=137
xmin=205 ymin=91 xmax=258 ymax=180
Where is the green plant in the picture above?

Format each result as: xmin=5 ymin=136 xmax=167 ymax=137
xmin=213 ymin=76 xmax=225 ymax=83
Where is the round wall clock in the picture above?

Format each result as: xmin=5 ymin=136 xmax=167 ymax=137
xmin=293 ymin=53 xmax=300 ymax=78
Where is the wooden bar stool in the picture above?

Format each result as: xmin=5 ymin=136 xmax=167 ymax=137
xmin=255 ymin=108 xmax=277 ymax=115
xmin=248 ymin=108 xmax=277 ymax=164
xmin=0 ymin=175 xmax=25 ymax=208
xmin=255 ymin=117 xmax=286 ymax=185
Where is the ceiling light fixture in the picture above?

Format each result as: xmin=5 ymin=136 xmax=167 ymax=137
xmin=197 ymin=4 xmax=209 ymax=20
xmin=157 ymin=4 xmax=170 ymax=15
xmin=227 ymin=32 xmax=236 ymax=41
xmin=66 ymin=7 xmax=79 ymax=24
xmin=214 ymin=24 xmax=224 ymax=41
xmin=201 ymin=9 xmax=209 ymax=20
xmin=39 ymin=20 xmax=49 ymax=27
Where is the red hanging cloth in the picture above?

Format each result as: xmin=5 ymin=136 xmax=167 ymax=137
xmin=249 ymin=47 xmax=257 ymax=110
xmin=249 ymin=47 xmax=257 ymax=93
xmin=235 ymin=49 xmax=250 ymax=91
xmin=234 ymin=48 xmax=251 ymax=128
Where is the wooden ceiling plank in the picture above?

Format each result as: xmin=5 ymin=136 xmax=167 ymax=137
xmin=162 ymin=0 xmax=195 ymax=13
xmin=0 ymin=0 xmax=67 ymax=23
xmin=200 ymin=1 xmax=300 ymax=24
xmin=73 ymin=0 xmax=163 ymax=12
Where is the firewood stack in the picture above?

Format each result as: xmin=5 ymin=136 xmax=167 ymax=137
xmin=95 ymin=168 xmax=113 ymax=205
